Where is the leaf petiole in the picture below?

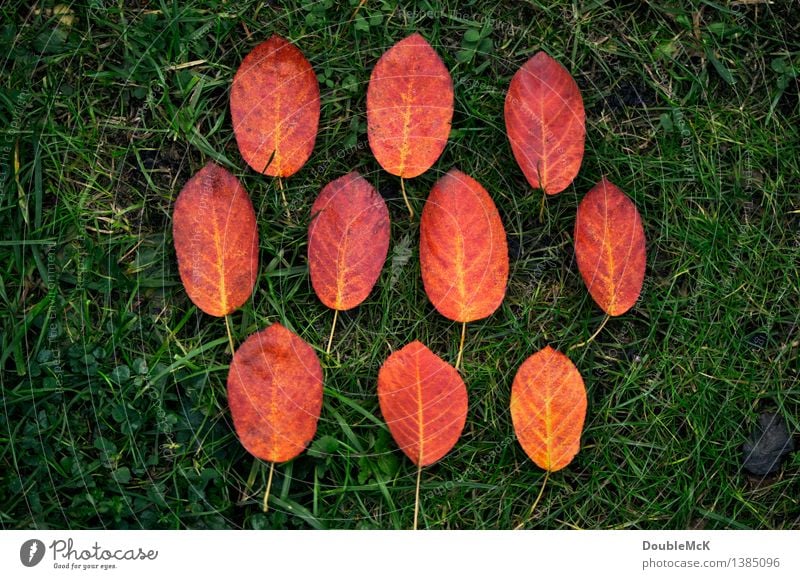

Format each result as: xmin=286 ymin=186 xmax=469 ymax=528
xmin=413 ymin=460 xmax=422 ymax=530
xmin=515 ymin=470 xmax=549 ymax=530
xmin=263 ymin=462 xmax=275 ymax=513
xmin=539 ymin=190 xmax=546 ymax=222
xmin=277 ymin=177 xmax=290 ymax=221
xmin=225 ymin=315 xmax=236 ymax=356
xmin=326 ymin=309 xmax=339 ymax=355
xmin=400 ymin=177 xmax=415 ymax=220
xmin=569 ymin=313 xmax=610 ymax=351
xmin=455 ymin=322 xmax=466 ymax=371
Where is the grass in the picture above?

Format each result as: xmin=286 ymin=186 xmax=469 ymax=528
xmin=1 ymin=0 xmax=799 ymax=530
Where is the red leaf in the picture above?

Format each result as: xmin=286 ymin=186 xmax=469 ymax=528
xmin=308 ymin=172 xmax=391 ymax=311
xmin=227 ymin=323 xmax=323 ymax=463
xmin=172 ymin=162 xmax=259 ymax=317
xmin=504 ymin=51 xmax=585 ymax=195
xmin=378 ymin=341 xmax=468 ymax=466
xmin=231 ymin=35 xmax=320 ymax=177
xmin=419 ymin=168 xmax=508 ymax=322
xmin=511 ymin=346 xmax=587 ymax=472
xmin=367 ymin=33 xmax=454 ymax=178
xmin=574 ymin=177 xmax=646 ymax=316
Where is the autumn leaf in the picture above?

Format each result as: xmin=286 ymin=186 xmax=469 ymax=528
xmin=367 ymin=33 xmax=453 ymax=178
xmin=504 ymin=51 xmax=585 ymax=195
xmin=511 ymin=346 xmax=587 ymax=472
xmin=419 ymin=168 xmax=508 ymax=368
xmin=172 ymin=162 xmax=259 ymax=317
xmin=378 ymin=341 xmax=468 ymax=467
xmin=574 ymin=177 xmax=646 ymax=316
xmin=227 ymin=322 xmax=324 ymax=463
xmin=230 ymin=35 xmax=320 ymax=177
xmin=419 ymin=168 xmax=508 ymax=323
xmin=308 ymin=171 xmax=391 ymax=311
xmin=378 ymin=340 xmax=468 ymax=529
xmin=367 ymin=33 xmax=454 ymax=217
xmin=308 ymin=171 xmax=391 ymax=353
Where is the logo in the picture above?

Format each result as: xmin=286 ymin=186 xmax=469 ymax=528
xmin=20 ymin=539 xmax=46 ymax=567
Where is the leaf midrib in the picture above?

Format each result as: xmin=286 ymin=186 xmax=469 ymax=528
xmin=211 ymin=198 xmax=228 ymax=314
xmin=397 ymin=73 xmax=415 ymax=176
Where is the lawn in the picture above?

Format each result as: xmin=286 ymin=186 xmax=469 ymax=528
xmin=1 ymin=0 xmax=798 ymax=530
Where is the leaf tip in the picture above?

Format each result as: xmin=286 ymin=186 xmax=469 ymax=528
xmin=404 ymin=31 xmax=430 ymax=45
xmin=532 ymin=50 xmax=551 ymax=62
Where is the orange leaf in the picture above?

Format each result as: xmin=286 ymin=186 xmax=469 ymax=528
xmin=510 ymin=346 xmax=587 ymax=472
xmin=367 ymin=33 xmax=454 ymax=178
xmin=172 ymin=162 xmax=259 ymax=317
xmin=574 ymin=177 xmax=646 ymax=316
xmin=419 ymin=168 xmax=509 ymax=322
xmin=227 ymin=323 xmax=323 ymax=463
xmin=504 ymin=51 xmax=585 ymax=195
xmin=378 ymin=341 xmax=468 ymax=466
xmin=230 ymin=35 xmax=320 ymax=177
xmin=308 ymin=171 xmax=391 ymax=311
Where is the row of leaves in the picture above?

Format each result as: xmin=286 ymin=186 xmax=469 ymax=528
xmin=172 ymin=33 xmax=646 ymax=526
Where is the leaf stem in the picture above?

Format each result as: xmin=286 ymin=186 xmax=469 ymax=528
xmin=277 ymin=177 xmax=290 ymax=221
xmin=326 ymin=309 xmax=339 ymax=355
xmin=455 ymin=322 xmax=466 ymax=371
xmin=569 ymin=313 xmax=610 ymax=351
xmin=224 ymin=315 xmax=236 ymax=356
xmin=400 ymin=177 xmax=414 ymax=220
xmin=263 ymin=462 xmax=275 ymax=513
xmin=413 ymin=460 xmax=422 ymax=530
xmin=539 ymin=190 xmax=546 ymax=222
xmin=515 ymin=470 xmax=549 ymax=530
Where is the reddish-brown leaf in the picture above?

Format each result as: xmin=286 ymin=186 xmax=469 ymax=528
xmin=172 ymin=162 xmax=259 ymax=317
xmin=378 ymin=341 xmax=468 ymax=466
xmin=419 ymin=168 xmax=508 ymax=322
xmin=230 ymin=35 xmax=320 ymax=177
xmin=574 ymin=177 xmax=646 ymax=316
xmin=227 ymin=323 xmax=323 ymax=463
xmin=510 ymin=346 xmax=587 ymax=472
xmin=367 ymin=33 xmax=454 ymax=178
xmin=504 ymin=51 xmax=585 ymax=195
xmin=308 ymin=172 xmax=391 ymax=311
